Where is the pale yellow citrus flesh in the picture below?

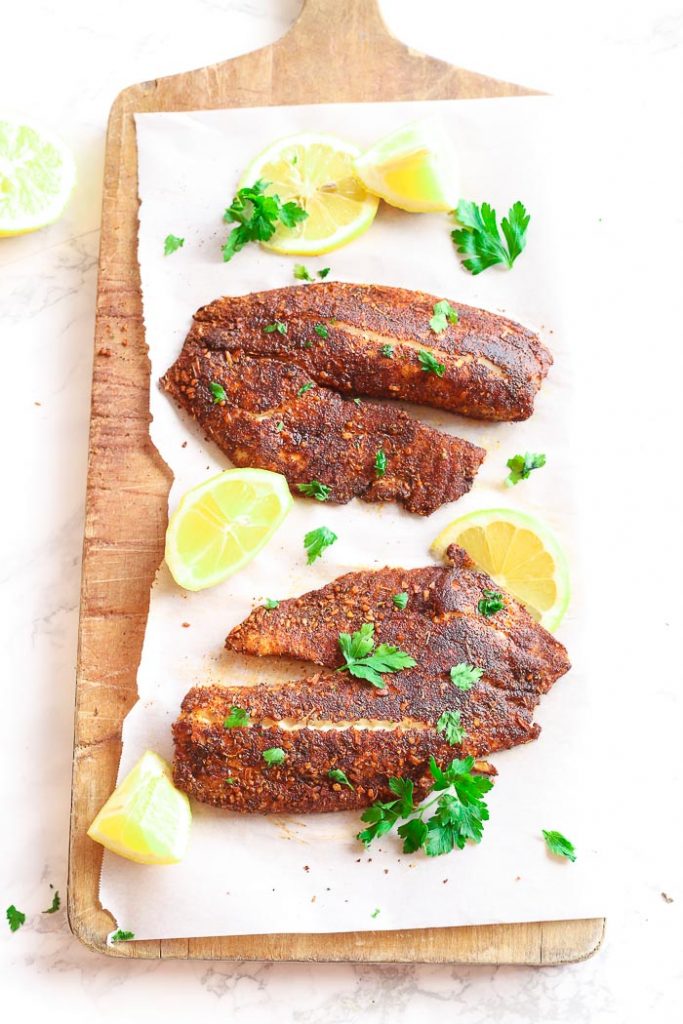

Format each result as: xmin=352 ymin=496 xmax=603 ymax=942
xmin=354 ymin=117 xmax=459 ymax=213
xmin=431 ymin=508 xmax=570 ymax=631
xmin=87 ymin=751 xmax=191 ymax=865
xmin=0 ymin=117 xmax=75 ymax=235
xmin=239 ymin=132 xmax=379 ymax=255
xmin=165 ymin=468 xmax=293 ymax=591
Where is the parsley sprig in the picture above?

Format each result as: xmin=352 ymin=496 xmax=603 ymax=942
xmin=478 ymin=590 xmax=504 ymax=617
xmin=328 ymin=768 xmax=354 ymax=789
xmin=297 ymin=480 xmax=331 ymax=501
xmin=506 ymin=452 xmax=546 ymax=485
xmin=436 ymin=710 xmax=466 ymax=745
xmin=357 ymin=756 xmax=493 ymax=856
xmin=304 ymin=525 xmax=337 ymax=564
xmin=6 ymin=905 xmax=25 ymax=932
xmin=418 ymin=350 xmax=446 ymax=377
xmin=450 ymin=663 xmax=483 ymax=690
xmin=451 ymin=199 xmax=530 ymax=275
xmin=222 ymin=180 xmax=307 ymax=262
xmin=163 ymin=234 xmax=184 ymax=256
xmin=223 ymin=706 xmax=249 ymax=728
xmin=336 ymin=622 xmax=416 ymax=689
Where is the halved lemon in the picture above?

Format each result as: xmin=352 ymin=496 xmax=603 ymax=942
xmin=238 ymin=132 xmax=379 ymax=255
xmin=87 ymin=751 xmax=191 ymax=865
xmin=431 ymin=508 xmax=570 ymax=631
xmin=165 ymin=468 xmax=292 ymax=591
xmin=354 ymin=117 xmax=459 ymax=213
xmin=0 ymin=116 xmax=76 ymax=236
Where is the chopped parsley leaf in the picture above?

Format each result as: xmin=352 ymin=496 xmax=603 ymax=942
xmin=478 ymin=590 xmax=504 ymax=617
xmin=6 ymin=905 xmax=25 ymax=932
xmin=304 ymin=525 xmax=338 ymax=564
xmin=264 ymin=598 xmax=279 ymax=609
xmin=353 ymin=397 xmax=362 ymax=406
xmin=337 ymin=622 xmax=416 ymax=689
xmin=506 ymin=452 xmax=546 ymax=485
xmin=297 ymin=480 xmax=331 ymax=501
xmin=328 ymin=768 xmax=354 ymax=789
xmin=436 ymin=710 xmax=466 ymax=746
xmin=449 ymin=663 xmax=483 ymax=690
xmin=381 ymin=344 xmax=394 ymax=357
xmin=42 ymin=890 xmax=61 ymax=914
xmin=293 ymin=264 xmax=313 ymax=281
xmin=209 ymin=381 xmax=226 ymax=404
xmin=317 ymin=267 xmax=331 ymax=279
xmin=262 ymin=747 xmax=286 ymax=765
xmin=111 ymin=929 xmax=135 ymax=943
xmin=297 ymin=381 xmax=314 ymax=396
xmin=543 ymin=830 xmax=577 ymax=862
xmin=418 ymin=349 xmax=446 ymax=377
xmin=429 ymin=299 xmax=459 ymax=334
xmin=314 ymin=323 xmax=329 ymax=338
xmin=163 ymin=234 xmax=185 ymax=256
xmin=375 ymin=449 xmax=387 ymax=478
xmin=223 ymin=706 xmax=250 ymax=728
xmin=371 ymin=908 xmax=381 ymax=918
xmin=392 ymin=592 xmax=408 ymax=609
xmin=264 ymin=320 xmax=287 ymax=335
xmin=275 ymin=421 xmax=284 ymax=431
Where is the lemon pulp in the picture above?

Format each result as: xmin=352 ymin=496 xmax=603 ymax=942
xmin=87 ymin=751 xmax=191 ymax=865
xmin=0 ymin=117 xmax=75 ymax=235
xmin=165 ymin=467 xmax=293 ymax=591
xmin=431 ymin=508 xmax=570 ymax=631
xmin=239 ymin=132 xmax=379 ymax=255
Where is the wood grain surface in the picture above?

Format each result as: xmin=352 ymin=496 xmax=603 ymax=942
xmin=68 ymin=0 xmax=605 ymax=963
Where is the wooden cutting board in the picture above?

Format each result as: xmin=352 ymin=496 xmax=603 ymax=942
xmin=68 ymin=0 xmax=604 ymax=964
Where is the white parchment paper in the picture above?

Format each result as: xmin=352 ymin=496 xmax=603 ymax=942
xmin=98 ymin=97 xmax=605 ymax=939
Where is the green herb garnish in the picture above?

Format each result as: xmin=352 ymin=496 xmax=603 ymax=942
xmin=436 ymin=710 xmax=466 ymax=746
xmin=294 ymin=264 xmax=313 ymax=281
xmin=275 ymin=421 xmax=284 ymax=431
xmin=392 ymin=592 xmax=408 ymax=610
xmin=225 ymin=777 xmax=237 ymax=785
xmin=304 ymin=526 xmax=338 ymax=564
xmin=375 ymin=449 xmax=387 ymax=478
xmin=111 ymin=929 xmax=135 ymax=943
xmin=222 ymin=180 xmax=307 ymax=262
xmin=418 ymin=350 xmax=446 ymax=377
xmin=223 ymin=706 xmax=250 ymax=728
xmin=317 ymin=267 xmax=330 ymax=279
xmin=263 ymin=747 xmax=286 ymax=765
xmin=328 ymin=768 xmax=354 ymax=789
xmin=314 ymin=323 xmax=329 ymax=338
xmin=6 ymin=905 xmax=25 ymax=932
xmin=543 ymin=830 xmax=577 ymax=862
xmin=297 ymin=480 xmax=331 ymax=501
xmin=264 ymin=598 xmax=279 ymax=609
xmin=337 ymin=622 xmax=416 ymax=690
xmin=42 ymin=890 xmax=60 ymax=914
xmin=451 ymin=199 xmax=530 ymax=275
xmin=371 ymin=907 xmax=381 ymax=918
xmin=358 ymin=756 xmax=493 ymax=856
xmin=381 ymin=344 xmax=394 ymax=357
xmin=163 ymin=234 xmax=185 ymax=256
xmin=209 ymin=381 xmax=226 ymax=404
xmin=264 ymin=320 xmax=287 ymax=335
xmin=506 ymin=452 xmax=546 ymax=485
xmin=429 ymin=299 xmax=459 ymax=334
xmin=297 ymin=381 xmax=314 ymax=396
xmin=449 ymin=663 xmax=483 ymax=690
xmin=478 ymin=590 xmax=504 ymax=617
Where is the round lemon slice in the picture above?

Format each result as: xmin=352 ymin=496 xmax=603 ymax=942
xmin=354 ymin=116 xmax=459 ymax=213
xmin=87 ymin=751 xmax=191 ymax=865
xmin=0 ymin=116 xmax=76 ymax=236
xmin=431 ymin=508 xmax=570 ymax=631
xmin=238 ymin=132 xmax=379 ymax=255
xmin=165 ymin=468 xmax=293 ymax=591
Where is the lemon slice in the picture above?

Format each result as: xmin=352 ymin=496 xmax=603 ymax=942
xmin=354 ymin=117 xmax=459 ymax=214
xmin=87 ymin=751 xmax=191 ymax=865
xmin=431 ymin=508 xmax=570 ymax=631
xmin=239 ymin=132 xmax=379 ymax=255
xmin=0 ymin=117 xmax=76 ymax=236
xmin=165 ymin=468 xmax=292 ymax=591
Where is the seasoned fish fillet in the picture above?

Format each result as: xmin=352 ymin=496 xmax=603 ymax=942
xmin=173 ymin=678 xmax=496 ymax=814
xmin=184 ymin=282 xmax=552 ymax=421
xmin=171 ymin=546 xmax=570 ymax=813
xmin=161 ymin=348 xmax=485 ymax=515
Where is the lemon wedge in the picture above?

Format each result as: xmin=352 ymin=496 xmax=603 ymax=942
xmin=87 ymin=751 xmax=191 ymax=865
xmin=0 ymin=117 xmax=76 ymax=236
xmin=354 ymin=117 xmax=459 ymax=213
xmin=239 ymin=132 xmax=379 ymax=255
xmin=431 ymin=508 xmax=570 ymax=631
xmin=165 ymin=468 xmax=292 ymax=591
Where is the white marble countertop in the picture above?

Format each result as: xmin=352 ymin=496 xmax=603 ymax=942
xmin=1 ymin=1 xmax=682 ymax=1021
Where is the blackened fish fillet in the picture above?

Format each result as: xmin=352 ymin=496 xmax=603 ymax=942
xmin=185 ymin=282 xmax=552 ymax=421
xmin=161 ymin=348 xmax=485 ymax=516
xmin=171 ymin=546 xmax=570 ymax=813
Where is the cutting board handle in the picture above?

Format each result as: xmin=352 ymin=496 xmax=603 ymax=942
xmin=279 ymin=0 xmax=407 ymax=61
